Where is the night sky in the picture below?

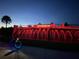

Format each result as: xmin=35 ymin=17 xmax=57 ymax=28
xmin=0 ymin=0 xmax=79 ymax=27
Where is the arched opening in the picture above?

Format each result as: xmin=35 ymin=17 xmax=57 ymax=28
xmin=74 ymin=31 xmax=79 ymax=43
xmin=59 ymin=30 xmax=66 ymax=42
xmin=51 ymin=30 xmax=55 ymax=42
xmin=54 ymin=30 xmax=60 ymax=42
xmin=65 ymin=31 xmax=73 ymax=43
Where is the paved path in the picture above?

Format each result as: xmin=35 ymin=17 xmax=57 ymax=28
xmin=0 ymin=45 xmax=79 ymax=59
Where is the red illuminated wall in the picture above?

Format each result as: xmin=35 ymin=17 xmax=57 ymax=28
xmin=12 ymin=24 xmax=79 ymax=44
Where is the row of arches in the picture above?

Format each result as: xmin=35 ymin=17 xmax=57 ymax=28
xmin=12 ymin=28 xmax=79 ymax=43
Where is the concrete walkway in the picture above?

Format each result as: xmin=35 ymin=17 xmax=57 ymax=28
xmin=0 ymin=44 xmax=79 ymax=59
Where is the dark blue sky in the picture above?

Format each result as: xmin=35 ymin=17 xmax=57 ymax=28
xmin=0 ymin=0 xmax=79 ymax=27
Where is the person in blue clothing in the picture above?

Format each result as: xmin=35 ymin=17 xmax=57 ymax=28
xmin=4 ymin=37 xmax=22 ymax=56
xmin=14 ymin=37 xmax=22 ymax=50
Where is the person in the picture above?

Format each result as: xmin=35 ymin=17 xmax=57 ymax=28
xmin=14 ymin=37 xmax=22 ymax=50
xmin=4 ymin=37 xmax=22 ymax=56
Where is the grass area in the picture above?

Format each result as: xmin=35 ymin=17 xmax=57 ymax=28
xmin=21 ymin=40 xmax=79 ymax=51
xmin=0 ymin=39 xmax=79 ymax=52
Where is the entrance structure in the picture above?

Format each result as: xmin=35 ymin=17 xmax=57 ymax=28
xmin=12 ymin=23 xmax=79 ymax=44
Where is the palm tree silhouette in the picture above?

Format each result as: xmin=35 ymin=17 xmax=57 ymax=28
xmin=1 ymin=15 xmax=12 ymax=28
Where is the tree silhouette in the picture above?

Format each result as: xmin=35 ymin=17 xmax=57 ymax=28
xmin=1 ymin=15 xmax=12 ymax=28
xmin=38 ymin=22 xmax=42 ymax=25
xmin=50 ymin=22 xmax=53 ymax=24
xmin=64 ymin=22 xmax=69 ymax=26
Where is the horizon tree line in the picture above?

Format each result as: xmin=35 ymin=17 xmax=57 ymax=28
xmin=0 ymin=15 xmax=70 ymax=28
